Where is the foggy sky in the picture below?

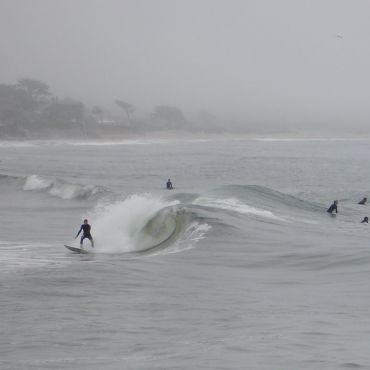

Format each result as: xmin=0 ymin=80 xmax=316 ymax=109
xmin=1 ymin=0 xmax=370 ymax=129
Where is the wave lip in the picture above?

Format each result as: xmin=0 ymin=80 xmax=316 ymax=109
xmin=23 ymin=174 xmax=101 ymax=200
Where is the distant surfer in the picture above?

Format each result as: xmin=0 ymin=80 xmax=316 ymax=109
xmin=327 ymin=200 xmax=338 ymax=214
xmin=75 ymin=219 xmax=94 ymax=248
xmin=361 ymin=216 xmax=368 ymax=223
xmin=358 ymin=197 xmax=367 ymax=205
xmin=166 ymin=179 xmax=173 ymax=189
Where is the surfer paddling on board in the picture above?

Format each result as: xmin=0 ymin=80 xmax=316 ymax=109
xmin=327 ymin=200 xmax=338 ymax=214
xmin=166 ymin=178 xmax=173 ymax=189
xmin=358 ymin=197 xmax=367 ymax=205
xmin=75 ymin=219 xmax=94 ymax=248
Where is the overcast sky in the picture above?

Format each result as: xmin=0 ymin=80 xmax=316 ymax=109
xmin=1 ymin=0 xmax=370 ymax=129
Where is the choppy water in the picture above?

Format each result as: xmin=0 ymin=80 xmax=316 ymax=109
xmin=1 ymin=138 xmax=370 ymax=370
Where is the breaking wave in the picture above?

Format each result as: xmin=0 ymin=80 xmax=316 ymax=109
xmin=72 ymin=194 xmax=210 ymax=254
xmin=79 ymin=185 xmax=327 ymax=254
xmin=1 ymin=173 xmax=331 ymax=255
xmin=22 ymin=174 xmax=102 ymax=200
xmin=69 ymin=184 xmax=320 ymax=254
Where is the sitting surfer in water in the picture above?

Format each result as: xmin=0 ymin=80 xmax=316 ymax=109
xmin=361 ymin=216 xmax=369 ymax=223
xmin=358 ymin=197 xmax=367 ymax=205
xmin=75 ymin=219 xmax=94 ymax=248
xmin=327 ymin=200 xmax=338 ymax=214
xmin=166 ymin=178 xmax=173 ymax=189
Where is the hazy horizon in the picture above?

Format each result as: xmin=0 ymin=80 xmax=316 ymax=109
xmin=1 ymin=0 xmax=370 ymax=131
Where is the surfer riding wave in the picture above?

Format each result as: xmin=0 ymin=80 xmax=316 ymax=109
xmin=75 ymin=219 xmax=94 ymax=248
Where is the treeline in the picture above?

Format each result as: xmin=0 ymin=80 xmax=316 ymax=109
xmin=0 ymin=78 xmax=201 ymax=138
xmin=0 ymin=79 xmax=85 ymax=137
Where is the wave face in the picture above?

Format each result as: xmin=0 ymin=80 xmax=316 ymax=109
xmin=190 ymin=185 xmax=324 ymax=226
xmin=207 ymin=185 xmax=323 ymax=212
xmin=193 ymin=196 xmax=284 ymax=220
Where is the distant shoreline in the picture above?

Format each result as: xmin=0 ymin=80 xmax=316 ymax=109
xmin=1 ymin=130 xmax=370 ymax=145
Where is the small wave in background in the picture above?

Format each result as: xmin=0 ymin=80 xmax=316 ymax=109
xmin=23 ymin=174 xmax=102 ymax=200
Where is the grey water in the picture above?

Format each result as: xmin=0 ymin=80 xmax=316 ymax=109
xmin=1 ymin=138 xmax=370 ymax=370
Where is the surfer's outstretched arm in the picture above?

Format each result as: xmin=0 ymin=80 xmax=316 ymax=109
xmin=75 ymin=226 xmax=82 ymax=239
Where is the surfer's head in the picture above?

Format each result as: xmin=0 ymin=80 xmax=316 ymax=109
xmin=83 ymin=219 xmax=88 ymax=224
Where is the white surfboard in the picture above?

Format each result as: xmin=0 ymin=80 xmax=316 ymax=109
xmin=64 ymin=245 xmax=89 ymax=254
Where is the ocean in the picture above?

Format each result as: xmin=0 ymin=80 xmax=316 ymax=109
xmin=1 ymin=138 xmax=370 ymax=370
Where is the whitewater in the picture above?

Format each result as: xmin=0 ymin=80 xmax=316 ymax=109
xmin=1 ymin=138 xmax=370 ymax=370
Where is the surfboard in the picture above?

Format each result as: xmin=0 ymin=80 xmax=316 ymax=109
xmin=64 ymin=245 xmax=89 ymax=254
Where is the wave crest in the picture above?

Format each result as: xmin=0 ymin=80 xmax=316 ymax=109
xmin=193 ymin=196 xmax=284 ymax=220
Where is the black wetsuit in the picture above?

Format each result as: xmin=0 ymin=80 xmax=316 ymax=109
xmin=76 ymin=224 xmax=94 ymax=246
xmin=358 ymin=198 xmax=367 ymax=205
xmin=327 ymin=204 xmax=338 ymax=214
xmin=166 ymin=181 xmax=173 ymax=189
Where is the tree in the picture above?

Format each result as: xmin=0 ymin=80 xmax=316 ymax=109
xmin=115 ymin=100 xmax=134 ymax=122
xmin=91 ymin=105 xmax=104 ymax=124
xmin=17 ymin=78 xmax=50 ymax=103
xmin=151 ymin=105 xmax=186 ymax=129
xmin=44 ymin=97 xmax=85 ymax=129
xmin=92 ymin=105 xmax=104 ymax=116
xmin=193 ymin=110 xmax=221 ymax=131
xmin=0 ymin=84 xmax=34 ymax=135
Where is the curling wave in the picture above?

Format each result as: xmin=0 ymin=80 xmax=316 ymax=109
xmin=65 ymin=184 xmax=331 ymax=255
xmin=82 ymin=194 xmax=210 ymax=254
